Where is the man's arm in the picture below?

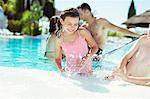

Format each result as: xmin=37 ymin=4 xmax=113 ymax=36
xmin=98 ymin=18 xmax=140 ymax=37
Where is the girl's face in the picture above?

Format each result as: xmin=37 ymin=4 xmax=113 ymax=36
xmin=61 ymin=16 xmax=79 ymax=34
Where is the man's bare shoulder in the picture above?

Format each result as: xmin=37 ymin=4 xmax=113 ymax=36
xmin=96 ymin=18 xmax=111 ymax=25
xmin=97 ymin=18 xmax=109 ymax=22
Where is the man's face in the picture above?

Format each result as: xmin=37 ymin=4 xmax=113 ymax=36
xmin=78 ymin=9 xmax=86 ymax=20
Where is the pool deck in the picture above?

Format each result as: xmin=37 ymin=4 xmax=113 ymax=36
xmin=0 ymin=66 xmax=149 ymax=99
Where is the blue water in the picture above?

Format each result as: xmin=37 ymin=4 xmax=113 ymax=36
xmin=0 ymin=36 xmax=134 ymax=71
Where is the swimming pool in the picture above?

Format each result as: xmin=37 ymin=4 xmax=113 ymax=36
xmin=0 ymin=36 xmax=134 ymax=71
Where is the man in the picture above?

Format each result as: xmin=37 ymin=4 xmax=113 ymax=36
xmin=77 ymin=3 xmax=140 ymax=55
xmin=106 ymin=29 xmax=150 ymax=86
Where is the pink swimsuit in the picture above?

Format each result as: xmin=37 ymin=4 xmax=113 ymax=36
xmin=61 ymin=32 xmax=92 ymax=74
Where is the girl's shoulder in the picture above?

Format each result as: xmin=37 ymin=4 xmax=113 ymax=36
xmin=78 ymin=27 xmax=90 ymax=35
xmin=78 ymin=26 xmax=87 ymax=31
xmin=77 ymin=27 xmax=88 ymax=38
xmin=78 ymin=27 xmax=93 ymax=39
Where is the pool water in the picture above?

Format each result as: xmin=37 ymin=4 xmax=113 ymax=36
xmin=0 ymin=36 xmax=134 ymax=71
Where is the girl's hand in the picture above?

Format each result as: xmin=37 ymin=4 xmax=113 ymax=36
xmin=77 ymin=55 xmax=89 ymax=67
xmin=77 ymin=51 xmax=91 ymax=67
xmin=59 ymin=67 xmax=65 ymax=73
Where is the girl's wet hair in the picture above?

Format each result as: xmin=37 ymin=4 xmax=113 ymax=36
xmin=60 ymin=8 xmax=80 ymax=20
xmin=49 ymin=16 xmax=61 ymax=33
xmin=49 ymin=8 xmax=80 ymax=37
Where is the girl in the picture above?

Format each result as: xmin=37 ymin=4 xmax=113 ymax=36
xmin=52 ymin=8 xmax=98 ymax=75
xmin=45 ymin=16 xmax=61 ymax=60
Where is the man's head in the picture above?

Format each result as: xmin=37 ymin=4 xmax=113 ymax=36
xmin=77 ymin=3 xmax=92 ymax=20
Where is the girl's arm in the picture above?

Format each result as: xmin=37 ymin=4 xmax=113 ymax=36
xmin=115 ymin=69 xmax=150 ymax=86
xmin=54 ymin=38 xmax=63 ymax=72
xmin=79 ymin=27 xmax=98 ymax=59
xmin=78 ymin=27 xmax=98 ymax=65
xmin=117 ymin=36 xmax=141 ymax=72
xmin=79 ymin=28 xmax=98 ymax=64
xmin=125 ymin=76 xmax=150 ymax=86
xmin=106 ymin=36 xmax=142 ymax=80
